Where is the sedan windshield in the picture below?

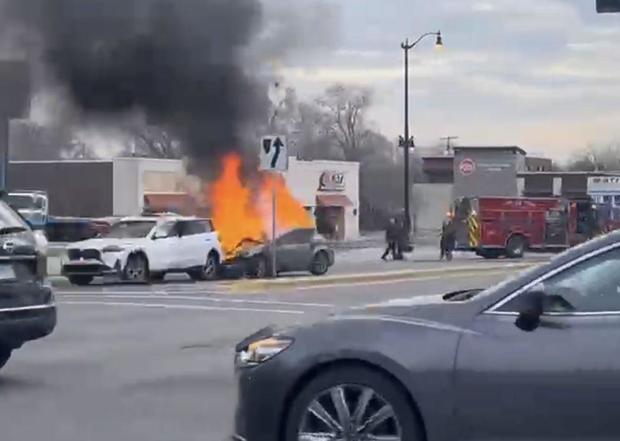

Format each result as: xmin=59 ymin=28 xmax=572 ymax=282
xmin=0 ymin=200 xmax=29 ymax=231
xmin=105 ymin=221 xmax=155 ymax=239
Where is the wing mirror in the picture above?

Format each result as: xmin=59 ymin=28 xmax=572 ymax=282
xmin=515 ymin=288 xmax=575 ymax=332
xmin=515 ymin=290 xmax=545 ymax=332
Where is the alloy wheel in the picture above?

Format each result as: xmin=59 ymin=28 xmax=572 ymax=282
xmin=298 ymin=384 xmax=401 ymax=441
xmin=203 ymin=255 xmax=218 ymax=280
xmin=125 ymin=256 xmax=147 ymax=282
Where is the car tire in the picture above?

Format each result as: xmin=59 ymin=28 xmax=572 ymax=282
xmin=506 ymin=235 xmax=526 ymax=259
xmin=123 ymin=254 xmax=149 ymax=283
xmin=68 ymin=275 xmax=94 ymax=286
xmin=0 ymin=347 xmax=11 ymax=371
xmin=193 ymin=252 xmax=220 ymax=281
xmin=284 ymin=364 xmax=423 ymax=441
xmin=310 ymin=251 xmax=329 ymax=276
xmin=189 ymin=252 xmax=220 ymax=281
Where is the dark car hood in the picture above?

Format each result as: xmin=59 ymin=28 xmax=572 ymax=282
xmin=336 ymin=290 xmax=485 ymax=329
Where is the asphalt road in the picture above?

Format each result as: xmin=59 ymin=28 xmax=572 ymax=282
xmin=0 ymin=265 xmax=520 ymax=441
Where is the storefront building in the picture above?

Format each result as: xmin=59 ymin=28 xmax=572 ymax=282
xmin=284 ymin=157 xmax=360 ymax=240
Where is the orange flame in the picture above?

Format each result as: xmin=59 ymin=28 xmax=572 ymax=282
xmin=210 ymin=153 xmax=314 ymax=258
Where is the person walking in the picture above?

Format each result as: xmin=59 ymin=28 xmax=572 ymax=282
xmin=381 ymin=218 xmax=398 ymax=260
xmin=440 ymin=216 xmax=456 ymax=261
xmin=394 ymin=217 xmax=408 ymax=260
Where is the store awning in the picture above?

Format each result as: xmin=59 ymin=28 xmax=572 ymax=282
xmin=316 ymin=194 xmax=354 ymax=207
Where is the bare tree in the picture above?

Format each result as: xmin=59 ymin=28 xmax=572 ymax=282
xmin=131 ymin=125 xmax=182 ymax=159
xmin=10 ymin=120 xmax=75 ymax=160
xmin=316 ymin=84 xmax=371 ymax=161
xmin=566 ymin=143 xmax=620 ymax=172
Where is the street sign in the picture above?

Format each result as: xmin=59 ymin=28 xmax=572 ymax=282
xmin=260 ymin=136 xmax=288 ymax=171
xmin=597 ymin=0 xmax=620 ymax=12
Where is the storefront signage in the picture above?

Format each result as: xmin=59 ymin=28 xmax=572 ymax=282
xmin=588 ymin=176 xmax=620 ymax=192
xmin=319 ymin=171 xmax=345 ymax=192
xmin=459 ymin=158 xmax=476 ymax=176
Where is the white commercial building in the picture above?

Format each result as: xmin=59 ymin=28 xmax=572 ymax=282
xmin=9 ymin=156 xmax=361 ymax=240
xmin=284 ymin=157 xmax=360 ymax=240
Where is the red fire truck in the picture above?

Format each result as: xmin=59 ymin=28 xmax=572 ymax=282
xmin=452 ymin=196 xmax=600 ymax=258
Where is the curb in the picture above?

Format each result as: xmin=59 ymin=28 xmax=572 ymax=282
xmin=229 ymin=262 xmax=535 ymax=292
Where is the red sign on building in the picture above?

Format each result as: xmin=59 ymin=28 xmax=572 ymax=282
xmin=459 ymin=158 xmax=476 ymax=176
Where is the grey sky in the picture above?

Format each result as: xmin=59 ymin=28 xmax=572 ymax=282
xmin=280 ymin=0 xmax=620 ymax=159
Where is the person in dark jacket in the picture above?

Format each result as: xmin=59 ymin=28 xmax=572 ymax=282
xmin=381 ymin=218 xmax=399 ymax=260
xmin=440 ymin=216 xmax=456 ymax=261
xmin=394 ymin=217 xmax=409 ymax=260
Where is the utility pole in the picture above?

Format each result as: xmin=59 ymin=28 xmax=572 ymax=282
xmin=440 ymin=136 xmax=459 ymax=155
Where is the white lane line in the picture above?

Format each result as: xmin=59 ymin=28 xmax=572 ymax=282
xmin=56 ymin=288 xmax=230 ymax=296
xmin=57 ymin=294 xmax=333 ymax=308
xmin=60 ymin=301 xmax=304 ymax=315
xmin=293 ymin=270 xmax=516 ymax=292
xmin=61 ymin=290 xmax=171 ymax=296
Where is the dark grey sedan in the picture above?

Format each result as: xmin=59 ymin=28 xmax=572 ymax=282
xmin=233 ymin=231 xmax=620 ymax=441
xmin=234 ymin=228 xmax=335 ymax=278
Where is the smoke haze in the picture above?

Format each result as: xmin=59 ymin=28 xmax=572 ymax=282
xmin=0 ymin=0 xmax=338 ymax=173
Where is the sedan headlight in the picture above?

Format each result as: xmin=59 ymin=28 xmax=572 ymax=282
xmin=236 ymin=336 xmax=293 ymax=366
xmin=102 ymin=245 xmax=125 ymax=253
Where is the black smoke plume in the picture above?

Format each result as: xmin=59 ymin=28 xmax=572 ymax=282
xmin=1 ymin=0 xmax=271 ymax=172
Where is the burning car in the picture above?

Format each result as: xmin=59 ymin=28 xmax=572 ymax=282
xmin=228 ymin=228 xmax=335 ymax=278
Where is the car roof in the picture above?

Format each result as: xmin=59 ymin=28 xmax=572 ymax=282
xmin=474 ymin=229 xmax=620 ymax=311
xmin=118 ymin=216 xmax=211 ymax=223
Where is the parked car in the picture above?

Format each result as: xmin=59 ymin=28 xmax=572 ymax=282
xmin=7 ymin=190 xmax=49 ymax=230
xmin=0 ymin=197 xmax=56 ymax=372
xmin=63 ymin=216 xmax=223 ymax=285
xmin=233 ymin=230 xmax=620 ymax=441
xmin=231 ymin=228 xmax=334 ymax=278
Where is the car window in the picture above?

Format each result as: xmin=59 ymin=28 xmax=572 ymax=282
xmin=181 ymin=220 xmax=210 ymax=236
xmin=499 ymin=247 xmax=620 ymax=313
xmin=277 ymin=229 xmax=313 ymax=245
xmin=152 ymin=221 xmax=179 ymax=239
xmin=106 ymin=221 xmax=157 ymax=239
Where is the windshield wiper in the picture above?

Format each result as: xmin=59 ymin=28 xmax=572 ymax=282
xmin=0 ymin=226 xmax=27 ymax=235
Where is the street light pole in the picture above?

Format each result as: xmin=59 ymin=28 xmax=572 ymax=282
xmin=402 ymin=40 xmax=412 ymax=235
xmin=400 ymin=31 xmax=442 ymax=239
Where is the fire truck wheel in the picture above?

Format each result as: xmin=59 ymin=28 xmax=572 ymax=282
xmin=506 ymin=235 xmax=526 ymax=259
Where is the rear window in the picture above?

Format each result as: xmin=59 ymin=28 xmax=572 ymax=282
xmin=182 ymin=220 xmax=211 ymax=235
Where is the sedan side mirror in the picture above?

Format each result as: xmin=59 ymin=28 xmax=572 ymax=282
xmin=515 ymin=290 xmax=545 ymax=332
xmin=515 ymin=289 xmax=575 ymax=332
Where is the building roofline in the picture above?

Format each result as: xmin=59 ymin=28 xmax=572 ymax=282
xmin=517 ymin=171 xmax=620 ymax=176
xmin=453 ymin=145 xmax=527 ymax=155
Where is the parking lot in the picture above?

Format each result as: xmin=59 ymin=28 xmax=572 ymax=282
xmin=0 ymin=263 xmax=514 ymax=441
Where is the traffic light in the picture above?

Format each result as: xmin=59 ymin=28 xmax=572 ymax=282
xmin=597 ymin=0 xmax=620 ymax=13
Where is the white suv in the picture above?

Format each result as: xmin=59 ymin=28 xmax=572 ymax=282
xmin=63 ymin=216 xmax=222 ymax=285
